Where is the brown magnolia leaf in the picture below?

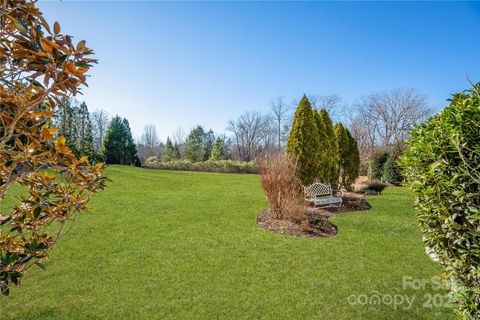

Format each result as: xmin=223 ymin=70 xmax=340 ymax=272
xmin=53 ymin=21 xmax=60 ymax=35
xmin=77 ymin=40 xmax=86 ymax=50
xmin=41 ymin=127 xmax=58 ymax=140
xmin=38 ymin=15 xmax=51 ymax=33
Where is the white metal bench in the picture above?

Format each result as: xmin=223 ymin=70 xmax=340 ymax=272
xmin=304 ymin=181 xmax=343 ymax=207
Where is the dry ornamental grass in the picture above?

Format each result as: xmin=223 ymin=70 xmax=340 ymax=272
xmin=257 ymin=154 xmax=305 ymax=222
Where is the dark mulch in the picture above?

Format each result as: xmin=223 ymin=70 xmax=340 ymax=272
xmin=257 ymin=192 xmax=371 ymax=238
xmin=311 ymin=192 xmax=371 ymax=217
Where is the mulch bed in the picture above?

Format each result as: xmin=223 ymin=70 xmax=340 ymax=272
xmin=257 ymin=192 xmax=371 ymax=238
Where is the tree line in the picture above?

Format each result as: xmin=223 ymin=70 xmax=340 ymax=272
xmin=55 ymin=99 xmax=138 ymax=165
xmin=59 ymin=87 xmax=431 ymax=172
xmin=139 ymin=89 xmax=430 ymax=172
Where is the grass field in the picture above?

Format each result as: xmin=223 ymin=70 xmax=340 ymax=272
xmin=0 ymin=166 xmax=452 ymax=319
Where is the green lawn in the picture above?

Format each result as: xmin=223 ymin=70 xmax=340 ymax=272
xmin=0 ymin=165 xmax=452 ymax=319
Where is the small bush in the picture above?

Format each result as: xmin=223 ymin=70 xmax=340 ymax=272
xmin=382 ymin=154 xmax=402 ymax=185
xmin=144 ymin=159 xmax=259 ymax=174
xmin=258 ymin=154 xmax=305 ymax=222
xmin=368 ymin=152 xmax=388 ymax=181
xmin=145 ymin=156 xmax=159 ymax=166
xmin=368 ymin=149 xmax=403 ymax=185
xmin=360 ymin=181 xmax=387 ymax=195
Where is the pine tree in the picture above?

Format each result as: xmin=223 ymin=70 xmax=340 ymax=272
xmin=319 ymin=108 xmax=339 ymax=187
xmin=286 ymin=95 xmax=321 ymax=185
xmin=163 ymin=137 xmax=180 ymax=162
xmin=103 ymin=116 xmax=137 ymax=165
xmin=57 ymin=97 xmax=78 ymax=153
xmin=76 ymin=102 xmax=96 ymax=160
xmin=203 ymin=129 xmax=215 ymax=161
xmin=210 ymin=137 xmax=226 ymax=160
xmin=122 ymin=118 xmax=137 ymax=165
xmin=185 ymin=126 xmax=206 ymax=162
xmin=103 ymin=116 xmax=123 ymax=164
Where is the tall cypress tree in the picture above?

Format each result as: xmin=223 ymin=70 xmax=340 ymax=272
xmin=313 ymin=109 xmax=328 ymax=182
xmin=334 ymin=122 xmax=349 ymax=189
xmin=319 ymin=108 xmax=339 ymax=187
xmin=345 ymin=128 xmax=360 ymax=189
xmin=287 ymin=95 xmax=321 ymax=185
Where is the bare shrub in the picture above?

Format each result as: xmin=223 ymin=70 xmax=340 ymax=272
xmin=258 ymin=154 xmax=306 ymax=222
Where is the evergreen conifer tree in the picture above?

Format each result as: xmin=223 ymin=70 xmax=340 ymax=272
xmin=334 ymin=122 xmax=350 ymax=188
xmin=122 ymin=118 xmax=137 ymax=165
xmin=163 ymin=137 xmax=180 ymax=162
xmin=319 ymin=108 xmax=339 ymax=187
xmin=185 ymin=126 xmax=206 ymax=162
xmin=334 ymin=123 xmax=360 ymax=190
xmin=103 ymin=116 xmax=137 ymax=165
xmin=286 ymin=95 xmax=321 ymax=185
xmin=203 ymin=130 xmax=215 ymax=161
xmin=57 ymin=97 xmax=78 ymax=153
xmin=345 ymin=128 xmax=360 ymax=189
xmin=210 ymin=137 xmax=226 ymax=161
xmin=313 ymin=109 xmax=328 ymax=182
xmin=76 ymin=102 xmax=96 ymax=160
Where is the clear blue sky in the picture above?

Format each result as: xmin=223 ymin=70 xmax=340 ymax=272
xmin=38 ymin=1 xmax=480 ymax=140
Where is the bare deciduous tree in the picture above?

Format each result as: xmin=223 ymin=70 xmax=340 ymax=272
xmin=91 ymin=109 xmax=110 ymax=153
xmin=172 ymin=127 xmax=186 ymax=159
xmin=227 ymin=111 xmax=266 ymax=161
xmin=350 ymin=88 xmax=432 ymax=161
xmin=270 ymin=97 xmax=290 ymax=151
xmin=141 ymin=124 xmax=160 ymax=150
xmin=294 ymin=94 xmax=345 ymax=122
xmin=137 ymin=124 xmax=161 ymax=164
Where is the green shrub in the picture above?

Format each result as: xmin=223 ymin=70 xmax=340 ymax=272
xmin=210 ymin=137 xmax=226 ymax=161
xmin=368 ymin=152 xmax=388 ymax=181
xmin=144 ymin=159 xmax=258 ymax=174
xmin=360 ymin=181 xmax=387 ymax=195
xmin=382 ymin=153 xmax=402 ymax=185
xmin=400 ymin=84 xmax=480 ymax=319
xmin=145 ymin=156 xmax=159 ymax=166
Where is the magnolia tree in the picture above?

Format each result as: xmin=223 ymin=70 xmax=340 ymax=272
xmin=0 ymin=0 xmax=107 ymax=295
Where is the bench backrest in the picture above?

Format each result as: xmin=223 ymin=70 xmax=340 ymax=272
xmin=304 ymin=182 xmax=332 ymax=198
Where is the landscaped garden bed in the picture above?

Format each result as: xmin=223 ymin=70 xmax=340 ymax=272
xmin=257 ymin=192 xmax=371 ymax=238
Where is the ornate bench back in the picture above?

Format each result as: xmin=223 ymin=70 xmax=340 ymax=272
xmin=304 ymin=182 xmax=332 ymax=198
